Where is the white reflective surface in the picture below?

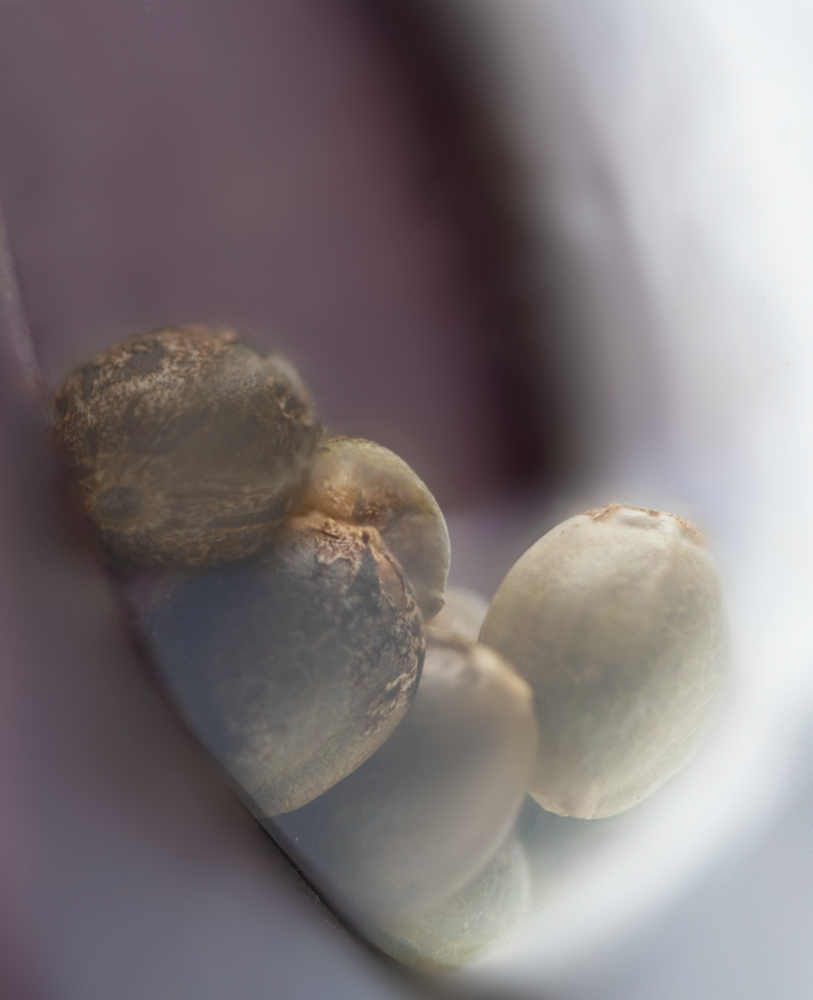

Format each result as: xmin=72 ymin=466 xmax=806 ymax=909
xmin=443 ymin=0 xmax=813 ymax=993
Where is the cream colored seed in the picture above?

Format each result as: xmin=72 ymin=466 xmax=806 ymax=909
xmin=426 ymin=585 xmax=489 ymax=644
xmin=480 ymin=504 xmax=730 ymax=819
xmin=271 ymin=632 xmax=538 ymax=922
xmin=382 ymin=834 xmax=532 ymax=970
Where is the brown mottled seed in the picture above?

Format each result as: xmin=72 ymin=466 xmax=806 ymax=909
xmin=270 ymin=632 xmax=538 ymax=922
xmin=296 ymin=436 xmax=450 ymax=620
xmin=146 ymin=512 xmax=424 ymax=815
xmin=381 ymin=835 xmax=532 ymax=970
xmin=480 ymin=504 xmax=730 ymax=819
xmin=51 ymin=325 xmax=322 ymax=568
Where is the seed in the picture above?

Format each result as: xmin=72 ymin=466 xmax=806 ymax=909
xmin=382 ymin=834 xmax=532 ymax=970
xmin=480 ymin=504 xmax=730 ymax=819
xmin=50 ymin=325 xmax=322 ymax=568
xmin=295 ymin=436 xmax=450 ymax=620
xmin=145 ymin=512 xmax=424 ymax=815
xmin=270 ymin=631 xmax=538 ymax=922
xmin=426 ymin=585 xmax=489 ymax=643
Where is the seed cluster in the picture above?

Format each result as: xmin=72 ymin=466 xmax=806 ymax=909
xmin=51 ymin=326 xmax=729 ymax=969
xmin=272 ymin=624 xmax=538 ymax=924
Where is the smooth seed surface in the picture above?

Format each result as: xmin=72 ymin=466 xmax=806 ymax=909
xmin=480 ymin=504 xmax=730 ymax=818
xmin=270 ymin=632 xmax=538 ymax=922
xmin=426 ymin=585 xmax=489 ymax=644
xmin=381 ymin=834 xmax=532 ymax=970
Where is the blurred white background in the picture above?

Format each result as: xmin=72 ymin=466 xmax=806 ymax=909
xmin=451 ymin=0 xmax=813 ymax=996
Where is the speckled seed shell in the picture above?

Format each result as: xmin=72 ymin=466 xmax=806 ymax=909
xmin=381 ymin=835 xmax=532 ymax=970
xmin=480 ymin=504 xmax=730 ymax=819
xmin=270 ymin=632 xmax=538 ymax=923
xmin=146 ymin=511 xmax=424 ymax=815
xmin=51 ymin=325 xmax=322 ymax=568
xmin=296 ymin=436 xmax=450 ymax=620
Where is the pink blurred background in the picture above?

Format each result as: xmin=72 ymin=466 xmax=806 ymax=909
xmin=0 ymin=2 xmax=579 ymax=998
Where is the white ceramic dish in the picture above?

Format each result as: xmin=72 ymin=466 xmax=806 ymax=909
xmin=443 ymin=0 xmax=813 ymax=992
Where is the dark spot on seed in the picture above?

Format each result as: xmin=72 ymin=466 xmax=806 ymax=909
xmin=84 ymin=424 xmax=100 ymax=457
xmin=80 ymin=363 xmax=101 ymax=401
xmin=93 ymin=486 xmax=144 ymax=521
xmin=120 ymin=341 xmax=167 ymax=380
xmin=52 ymin=392 xmax=70 ymax=418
